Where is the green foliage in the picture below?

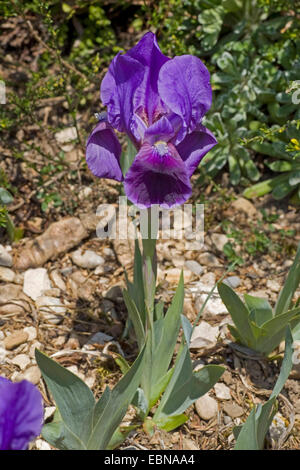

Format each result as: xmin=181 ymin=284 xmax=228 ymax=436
xmin=124 ymin=249 xmax=224 ymax=431
xmin=234 ymin=326 xmax=294 ymax=450
xmin=35 ymin=345 xmax=146 ymax=450
xmin=218 ymin=243 xmax=300 ymax=355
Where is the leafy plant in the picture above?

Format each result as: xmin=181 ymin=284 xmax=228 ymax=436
xmin=35 ymin=346 xmax=147 ymax=450
xmin=123 ymin=241 xmax=224 ymax=431
xmin=243 ymin=134 xmax=300 ymax=204
xmin=0 ymin=187 xmax=23 ymax=242
xmin=218 ymin=242 xmax=300 ymax=355
xmin=234 ymin=325 xmax=294 ymax=450
xmin=233 ymin=326 xmax=293 ymax=450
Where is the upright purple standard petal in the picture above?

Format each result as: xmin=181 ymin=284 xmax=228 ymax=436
xmin=176 ymin=125 xmax=218 ymax=177
xmin=158 ymin=55 xmax=212 ymax=142
xmin=126 ymin=32 xmax=170 ymax=126
xmin=100 ymin=53 xmax=144 ymax=141
xmin=124 ymin=142 xmax=192 ymax=209
xmin=86 ymin=121 xmax=123 ymax=182
xmin=0 ymin=377 xmax=43 ymax=450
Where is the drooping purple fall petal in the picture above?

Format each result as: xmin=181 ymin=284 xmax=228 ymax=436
xmin=0 ymin=377 xmax=43 ymax=450
xmin=86 ymin=121 xmax=123 ymax=182
xmin=176 ymin=125 xmax=218 ymax=177
xmin=124 ymin=142 xmax=192 ymax=209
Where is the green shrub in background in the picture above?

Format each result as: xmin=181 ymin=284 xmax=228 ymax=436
xmin=218 ymin=242 xmax=300 ymax=356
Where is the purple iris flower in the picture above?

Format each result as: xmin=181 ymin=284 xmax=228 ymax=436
xmin=0 ymin=377 xmax=43 ymax=450
xmin=86 ymin=32 xmax=217 ymax=208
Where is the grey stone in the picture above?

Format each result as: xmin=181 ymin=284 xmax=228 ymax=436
xmin=23 ymin=268 xmax=51 ymax=301
xmin=20 ymin=365 xmax=41 ymax=385
xmin=223 ymin=276 xmax=241 ymax=289
xmin=0 ymin=245 xmax=13 ymax=267
xmin=223 ymin=402 xmax=244 ymax=418
xmin=190 ymin=321 xmax=219 ymax=349
xmin=0 ymin=266 xmax=15 ymax=282
xmin=211 ymin=233 xmax=228 ymax=252
xmin=214 ymin=383 xmax=231 ymax=400
xmin=12 ymin=354 xmax=31 ymax=370
xmin=269 ymin=413 xmax=288 ymax=442
xmin=198 ymin=252 xmax=221 ymax=267
xmin=184 ymin=260 xmax=204 ymax=276
xmin=4 ymin=331 xmax=28 ymax=350
xmin=195 ymin=394 xmax=218 ymax=421
xmin=36 ymin=296 xmax=65 ymax=324
xmin=87 ymin=331 xmax=113 ymax=345
xmin=71 ymin=249 xmax=105 ymax=269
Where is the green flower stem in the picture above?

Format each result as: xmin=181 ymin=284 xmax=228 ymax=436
xmin=141 ymin=208 xmax=157 ymax=331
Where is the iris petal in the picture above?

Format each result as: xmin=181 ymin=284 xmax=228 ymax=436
xmin=127 ymin=32 xmax=170 ymax=126
xmin=100 ymin=52 xmax=144 ymax=141
xmin=86 ymin=121 xmax=123 ymax=182
xmin=124 ymin=142 xmax=192 ymax=209
xmin=0 ymin=377 xmax=43 ymax=450
xmin=158 ymin=55 xmax=212 ymax=142
xmin=177 ymin=125 xmax=218 ymax=177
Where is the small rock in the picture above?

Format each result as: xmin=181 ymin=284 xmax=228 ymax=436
xmin=198 ymin=252 xmax=221 ymax=267
xmin=87 ymin=331 xmax=113 ymax=345
xmin=195 ymin=394 xmax=218 ymax=421
xmin=12 ymin=354 xmax=31 ymax=370
xmin=20 ymin=365 xmax=41 ymax=385
xmin=104 ymin=286 xmax=123 ymax=303
xmin=232 ymin=198 xmax=257 ymax=217
xmin=214 ymin=383 xmax=231 ymax=400
xmin=36 ymin=296 xmax=66 ymax=324
xmin=60 ymin=266 xmax=73 ymax=277
xmin=222 ymin=370 xmax=233 ymax=385
xmin=29 ymin=341 xmax=42 ymax=358
xmin=195 ymin=294 xmax=227 ymax=316
xmin=23 ymin=268 xmax=51 ymax=301
xmin=0 ymin=347 xmax=7 ymax=364
xmin=190 ymin=321 xmax=219 ymax=349
xmin=79 ymin=186 xmax=93 ymax=200
xmin=223 ymin=402 xmax=244 ymax=418
xmin=4 ymin=331 xmax=28 ymax=350
xmin=0 ymin=266 xmax=15 ymax=282
xmin=211 ymin=233 xmax=228 ymax=252
xmin=184 ymin=260 xmax=204 ymax=276
xmin=223 ymin=276 xmax=241 ymax=289
xmin=14 ymin=217 xmax=88 ymax=270
xmin=94 ymin=265 xmax=105 ymax=275
xmin=85 ymin=375 xmax=96 ymax=389
xmin=266 ymin=279 xmax=281 ymax=293
xmin=0 ymin=245 xmax=13 ymax=267
xmin=35 ymin=439 xmax=52 ymax=451
xmin=71 ymin=249 xmax=105 ymax=269
xmin=223 ymin=416 xmax=232 ymax=425
xmin=269 ymin=412 xmax=288 ymax=443
xmin=43 ymin=288 xmax=61 ymax=297
xmin=55 ymin=126 xmax=77 ymax=151
xmin=44 ymin=406 xmax=56 ymax=421
xmin=182 ymin=438 xmax=198 ymax=450
xmin=201 ymin=272 xmax=216 ymax=285
xmin=50 ymin=270 xmax=66 ymax=291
